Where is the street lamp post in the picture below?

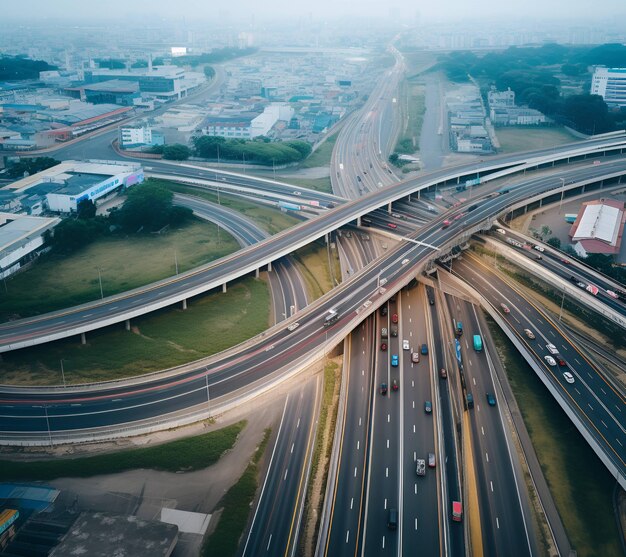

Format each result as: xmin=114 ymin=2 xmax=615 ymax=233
xmin=97 ymin=267 xmax=104 ymax=300
xmin=205 ymin=367 xmax=211 ymax=417
xmin=174 ymin=250 xmax=179 ymax=275
xmin=60 ymin=359 xmax=66 ymax=387
xmin=558 ymin=291 xmax=566 ymax=322
xmin=559 ymin=178 xmax=565 ymax=214
xmin=43 ymin=406 xmax=53 ymax=447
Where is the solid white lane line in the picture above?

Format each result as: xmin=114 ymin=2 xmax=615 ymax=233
xmin=284 ymin=469 xmax=288 ymax=480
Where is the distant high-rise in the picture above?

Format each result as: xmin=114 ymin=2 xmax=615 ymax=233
xmin=591 ymin=67 xmax=626 ymax=107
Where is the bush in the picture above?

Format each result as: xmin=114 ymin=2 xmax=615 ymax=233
xmin=163 ymin=144 xmax=191 ymax=161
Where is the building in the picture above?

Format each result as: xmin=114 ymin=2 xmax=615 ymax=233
xmin=591 ymin=67 xmax=626 ymax=107
xmin=0 ymin=213 xmax=60 ymax=278
xmin=6 ymin=160 xmax=144 ymax=214
xmin=119 ymin=126 xmax=164 ymax=149
xmin=569 ymin=198 xmax=626 ymax=256
xmin=488 ymin=88 xmax=515 ymax=108
xmin=201 ymin=103 xmax=294 ymax=139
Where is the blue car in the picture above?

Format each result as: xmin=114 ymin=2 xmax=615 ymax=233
xmin=391 ymin=354 xmax=399 ymax=367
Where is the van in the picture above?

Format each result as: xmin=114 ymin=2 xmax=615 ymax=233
xmin=466 ymin=392 xmax=474 ymax=409
xmin=388 ymin=508 xmax=398 ymax=530
xmin=546 ymin=343 xmax=559 ymax=355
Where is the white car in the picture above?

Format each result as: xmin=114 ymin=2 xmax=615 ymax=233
xmin=496 ymin=228 xmax=506 ymax=235
xmin=546 ymin=343 xmax=559 ymax=355
xmin=563 ymin=371 xmax=575 ymax=384
xmin=402 ymin=259 xmax=409 ymax=265
xmin=606 ymin=290 xmax=619 ymax=299
xmin=533 ymin=245 xmax=545 ymax=252
xmin=287 ymin=322 xmax=300 ymax=332
xmin=523 ymin=328 xmax=535 ymax=339
xmin=293 ymin=191 xmax=301 ymax=196
xmin=403 ymin=339 xmax=410 ymax=350
xmin=544 ymin=355 xmax=557 ymax=366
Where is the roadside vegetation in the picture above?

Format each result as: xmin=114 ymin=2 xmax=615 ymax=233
xmin=280 ymin=176 xmax=332 ymax=194
xmin=488 ymin=323 xmax=622 ymax=556
xmin=496 ymin=127 xmax=575 ymax=154
xmin=298 ymin=132 xmax=338 ymax=169
xmin=292 ymin=239 xmax=339 ymax=301
xmin=389 ymin=80 xmax=425 ymax=172
xmin=201 ymin=427 xmax=272 ymax=557
xmin=1 ymin=276 xmax=271 ymax=385
xmin=0 ymin=421 xmax=246 ymax=481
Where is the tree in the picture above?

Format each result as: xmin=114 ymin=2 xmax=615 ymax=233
xmin=204 ymin=66 xmax=215 ymax=79
xmin=389 ymin=153 xmax=399 ymax=164
xmin=0 ymin=55 xmax=56 ymax=80
xmin=7 ymin=157 xmax=60 ymax=178
xmin=163 ymin=144 xmax=191 ymax=161
xmin=77 ymin=199 xmax=97 ymax=219
xmin=547 ymin=237 xmax=561 ymax=249
xmin=49 ymin=218 xmax=106 ymax=252
xmin=540 ymin=225 xmax=552 ymax=239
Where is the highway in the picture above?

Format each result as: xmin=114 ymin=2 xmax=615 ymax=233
xmin=2 ymin=141 xmax=626 ymax=354
xmin=241 ymin=376 xmax=319 ymax=557
xmin=452 ymin=254 xmax=626 ymax=486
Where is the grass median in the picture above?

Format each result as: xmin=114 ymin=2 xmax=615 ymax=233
xmin=496 ymin=127 xmax=577 ymax=154
xmin=0 ymin=421 xmax=246 ymax=481
xmin=299 ymin=133 xmax=338 ymax=169
xmin=201 ymin=427 xmax=272 ymax=556
xmin=488 ymin=322 xmax=622 ymax=557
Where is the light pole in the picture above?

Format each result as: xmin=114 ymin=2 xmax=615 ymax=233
xmin=558 ymin=178 xmax=565 ymax=214
xmin=96 ymin=267 xmax=104 ymax=299
xmin=558 ymin=291 xmax=565 ymax=322
xmin=205 ymin=367 xmax=211 ymax=417
xmin=60 ymin=359 xmax=66 ymax=387
xmin=272 ymin=158 xmax=276 ymax=181
xmin=174 ymin=250 xmax=179 ymax=275
xmin=43 ymin=405 xmax=53 ymax=447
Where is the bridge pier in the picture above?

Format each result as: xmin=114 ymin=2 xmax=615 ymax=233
xmin=255 ymin=268 xmax=260 ymax=278
xmin=268 ymin=261 xmax=272 ymax=273
xmin=81 ymin=333 xmax=86 ymax=345
xmin=356 ymin=216 xmax=361 ymax=226
xmin=125 ymin=319 xmax=130 ymax=331
xmin=387 ymin=201 xmax=392 ymax=214
xmin=222 ymin=283 xmax=227 ymax=293
xmin=325 ymin=233 xmax=329 ymax=244
xmin=182 ymin=299 xmax=187 ymax=310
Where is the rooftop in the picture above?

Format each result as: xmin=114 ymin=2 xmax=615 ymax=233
xmin=51 ymin=172 xmax=111 ymax=196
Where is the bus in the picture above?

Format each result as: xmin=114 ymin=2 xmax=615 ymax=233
xmin=473 ymin=335 xmax=483 ymax=352
xmin=324 ymin=309 xmax=339 ymax=327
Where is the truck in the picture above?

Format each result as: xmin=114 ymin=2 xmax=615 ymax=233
xmin=452 ymin=501 xmax=463 ymax=522
xmin=473 ymin=334 xmax=483 ymax=352
xmin=324 ymin=309 xmax=339 ymax=327
xmin=456 ymin=321 xmax=463 ymax=336
xmin=586 ymin=284 xmax=599 ymax=296
xmin=416 ymin=459 xmax=426 ymax=476
xmin=278 ymin=201 xmax=302 ymax=212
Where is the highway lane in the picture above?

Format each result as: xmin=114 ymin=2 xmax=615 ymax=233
xmin=399 ymin=286 xmax=441 ymax=556
xmin=241 ymin=376 xmax=319 ymax=557
xmin=452 ymin=255 xmax=626 ymax=484
xmin=324 ymin=319 xmax=375 ymax=557
xmin=2 ymin=142 xmax=625 ymax=353
xmin=449 ymin=296 xmax=534 ymax=557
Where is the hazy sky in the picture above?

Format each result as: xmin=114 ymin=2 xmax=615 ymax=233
xmin=3 ymin=0 xmax=626 ymax=21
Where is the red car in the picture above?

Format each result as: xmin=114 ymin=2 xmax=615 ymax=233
xmin=387 ymin=223 xmax=397 ymax=229
xmin=381 ymin=342 xmax=388 ymax=351
xmin=391 ymin=313 xmax=398 ymax=323
xmin=557 ymin=357 xmax=566 ymax=366
xmin=442 ymin=220 xmax=451 ymax=229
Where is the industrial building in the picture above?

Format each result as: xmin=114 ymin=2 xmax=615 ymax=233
xmin=5 ymin=160 xmax=144 ymax=214
xmin=119 ymin=126 xmax=164 ymax=149
xmin=201 ymin=103 xmax=294 ymax=139
xmin=569 ymin=198 xmax=626 ymax=256
xmin=591 ymin=67 xmax=626 ymax=108
xmin=0 ymin=212 xmax=60 ymax=278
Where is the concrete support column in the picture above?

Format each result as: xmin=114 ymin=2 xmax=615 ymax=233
xmin=357 ymin=216 xmax=361 ymax=226
xmin=268 ymin=261 xmax=272 ymax=273
xmin=325 ymin=233 xmax=329 ymax=245
xmin=222 ymin=283 xmax=227 ymax=293
xmin=81 ymin=332 xmax=86 ymax=345
xmin=255 ymin=268 xmax=260 ymax=278
xmin=182 ymin=299 xmax=187 ymax=310
xmin=387 ymin=201 xmax=392 ymax=214
xmin=125 ymin=319 xmax=130 ymax=331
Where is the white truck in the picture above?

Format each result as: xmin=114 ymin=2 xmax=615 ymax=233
xmin=416 ymin=459 xmax=426 ymax=476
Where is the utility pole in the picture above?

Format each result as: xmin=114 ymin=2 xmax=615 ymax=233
xmin=97 ymin=267 xmax=104 ymax=299
xmin=60 ymin=359 xmax=66 ymax=387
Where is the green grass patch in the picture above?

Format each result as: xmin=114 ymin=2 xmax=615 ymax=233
xmin=292 ymin=240 xmax=337 ymax=301
xmin=0 ymin=219 xmax=239 ymax=321
xmin=395 ymin=81 xmax=425 ymax=155
xmin=496 ymin=127 xmax=577 ymax=154
xmin=1 ymin=277 xmax=271 ymax=385
xmin=0 ymin=421 xmax=246 ymax=481
xmin=161 ymin=180 xmax=300 ymax=235
xmin=299 ymin=133 xmax=338 ymax=169
xmin=202 ymin=427 xmax=272 ymax=556
xmin=488 ymin=321 xmax=622 ymax=557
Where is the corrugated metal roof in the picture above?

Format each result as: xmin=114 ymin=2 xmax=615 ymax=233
xmin=573 ymin=203 xmax=622 ymax=245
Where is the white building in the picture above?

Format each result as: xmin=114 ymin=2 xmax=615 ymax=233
xmin=591 ymin=67 xmax=626 ymax=107
xmin=488 ymin=88 xmax=515 ymax=108
xmin=0 ymin=212 xmax=60 ymax=278
xmin=7 ymin=161 xmax=144 ymax=214
xmin=120 ymin=126 xmax=153 ymax=147
xmin=203 ymin=103 xmax=294 ymax=139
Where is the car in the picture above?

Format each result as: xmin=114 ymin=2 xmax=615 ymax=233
xmin=387 ymin=508 xmax=398 ymax=530
xmin=607 ymin=290 xmax=619 ymax=299
xmin=563 ymin=371 xmax=575 ymax=384
xmin=416 ymin=459 xmax=426 ymax=476
xmin=387 ymin=222 xmax=398 ymax=229
xmin=544 ymin=355 xmax=557 ymax=366
xmin=421 ymin=343 xmax=429 ymax=355
xmin=390 ymin=326 xmax=398 ymax=337
xmin=403 ymin=339 xmax=410 ymax=350
xmin=466 ymin=393 xmax=474 ymax=408
xmin=381 ymin=342 xmax=388 ymax=351
xmin=391 ymin=354 xmax=399 ymax=367
xmin=439 ymin=368 xmax=448 ymax=379
xmin=411 ymin=352 xmax=420 ymax=363
xmin=293 ymin=190 xmax=301 ymax=196
xmin=381 ymin=327 xmax=388 ymax=339
xmin=392 ymin=379 xmax=398 ymax=391
xmin=546 ymin=343 xmax=559 ymax=354
xmin=442 ymin=220 xmax=451 ymax=229
xmin=557 ymin=357 xmax=566 ymax=367
xmin=287 ymin=322 xmax=300 ymax=332
xmin=576 ymin=282 xmax=586 ymax=289
xmin=428 ymin=453 xmax=436 ymax=468
xmin=496 ymin=228 xmax=506 ymax=235
xmin=523 ymin=328 xmax=535 ymax=339
xmin=453 ymin=212 xmax=464 ymax=220
xmin=533 ymin=245 xmax=545 ymax=252
xmin=500 ymin=303 xmax=510 ymax=314
xmin=380 ymin=382 xmax=388 ymax=395
xmin=402 ymin=258 xmax=409 ymax=265
xmin=424 ymin=401 xmax=432 ymax=413
xmin=380 ymin=306 xmax=388 ymax=316
xmin=486 ymin=393 xmax=496 ymax=406
xmin=391 ymin=313 xmax=398 ymax=323
xmin=391 ymin=212 xmax=402 ymax=219
xmin=560 ymin=258 xmax=571 ymax=265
